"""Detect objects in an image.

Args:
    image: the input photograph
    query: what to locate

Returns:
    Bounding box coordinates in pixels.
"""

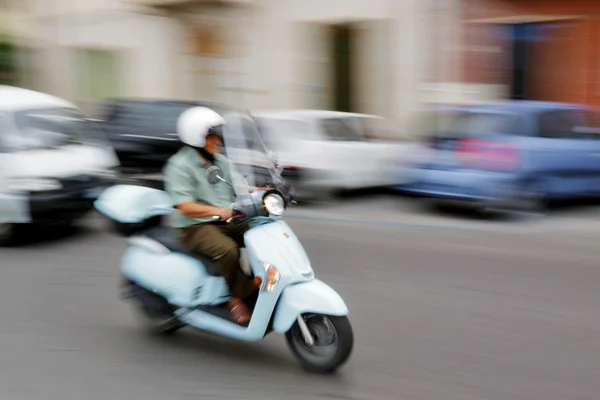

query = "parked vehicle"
[252,110,413,201]
[0,85,119,245]
[94,111,353,373]
[97,99,233,183]
[400,101,600,213]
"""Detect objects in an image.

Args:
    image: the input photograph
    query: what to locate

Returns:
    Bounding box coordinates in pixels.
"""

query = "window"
[455,113,521,136]
[255,117,312,149]
[114,103,189,133]
[254,118,275,148]
[430,112,522,139]
[12,107,102,150]
[362,117,388,139]
[0,114,9,151]
[220,113,266,152]
[415,110,464,142]
[320,117,365,141]
[240,118,267,151]
[537,110,598,139]
[574,109,600,140]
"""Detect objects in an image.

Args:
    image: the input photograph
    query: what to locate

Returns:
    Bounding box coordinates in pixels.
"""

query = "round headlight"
[263,193,284,216]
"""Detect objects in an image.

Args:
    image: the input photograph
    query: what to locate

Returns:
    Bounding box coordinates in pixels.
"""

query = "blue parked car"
[401,101,600,213]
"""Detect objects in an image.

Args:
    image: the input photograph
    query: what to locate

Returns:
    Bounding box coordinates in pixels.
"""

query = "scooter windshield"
[220,111,285,196]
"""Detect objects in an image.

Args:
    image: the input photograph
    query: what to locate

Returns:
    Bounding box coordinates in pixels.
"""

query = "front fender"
[272,279,348,333]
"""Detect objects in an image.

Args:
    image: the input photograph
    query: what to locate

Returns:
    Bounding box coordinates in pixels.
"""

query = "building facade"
[29,0,182,113]
[0,0,37,88]
[28,0,468,137]
[460,0,600,107]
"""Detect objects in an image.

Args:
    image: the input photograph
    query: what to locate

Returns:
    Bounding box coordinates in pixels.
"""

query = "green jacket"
[163,146,236,228]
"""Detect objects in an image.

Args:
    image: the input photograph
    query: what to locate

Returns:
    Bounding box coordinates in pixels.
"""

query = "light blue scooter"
[94,111,353,373]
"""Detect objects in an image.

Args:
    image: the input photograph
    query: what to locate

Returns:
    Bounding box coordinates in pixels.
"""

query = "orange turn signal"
[253,277,263,287]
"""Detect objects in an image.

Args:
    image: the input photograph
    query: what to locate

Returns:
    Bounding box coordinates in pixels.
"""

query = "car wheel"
[428,199,457,213]
[514,181,547,217]
[0,223,21,247]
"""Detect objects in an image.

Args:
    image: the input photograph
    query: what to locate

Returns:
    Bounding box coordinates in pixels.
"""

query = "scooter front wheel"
[286,314,353,373]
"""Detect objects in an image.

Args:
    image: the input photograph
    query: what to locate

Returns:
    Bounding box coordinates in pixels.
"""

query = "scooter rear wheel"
[131,304,183,335]
[286,314,353,373]
[125,283,184,335]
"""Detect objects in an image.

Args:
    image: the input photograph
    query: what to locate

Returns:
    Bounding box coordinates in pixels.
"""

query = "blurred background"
[3,1,600,120]
[3,0,600,210]
[2,1,600,399]
[0,0,461,130]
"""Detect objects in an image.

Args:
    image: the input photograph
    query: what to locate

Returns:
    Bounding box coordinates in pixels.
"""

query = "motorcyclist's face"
[205,134,224,154]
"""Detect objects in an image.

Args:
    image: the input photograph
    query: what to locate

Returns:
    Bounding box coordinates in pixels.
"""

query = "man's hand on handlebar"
[217,208,234,221]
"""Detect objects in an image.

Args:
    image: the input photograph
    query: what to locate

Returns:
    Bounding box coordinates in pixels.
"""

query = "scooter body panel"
[121,246,229,308]
[272,279,349,333]
[176,288,281,342]
[244,220,313,280]
[121,219,333,341]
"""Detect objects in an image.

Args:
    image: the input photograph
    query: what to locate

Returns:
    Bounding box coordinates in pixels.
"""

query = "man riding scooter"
[164,107,258,325]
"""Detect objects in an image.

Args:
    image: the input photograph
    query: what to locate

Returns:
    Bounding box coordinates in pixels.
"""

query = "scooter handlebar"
[208,209,245,224]
[209,188,289,225]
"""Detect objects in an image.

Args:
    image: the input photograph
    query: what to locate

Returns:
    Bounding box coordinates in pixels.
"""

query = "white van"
[0,86,119,244]
[252,110,414,200]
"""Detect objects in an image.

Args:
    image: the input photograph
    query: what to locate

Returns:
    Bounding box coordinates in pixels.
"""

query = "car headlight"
[261,262,280,292]
[263,193,284,216]
[8,178,62,192]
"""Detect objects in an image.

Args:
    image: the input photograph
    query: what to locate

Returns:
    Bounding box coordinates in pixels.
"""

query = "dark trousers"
[178,222,257,299]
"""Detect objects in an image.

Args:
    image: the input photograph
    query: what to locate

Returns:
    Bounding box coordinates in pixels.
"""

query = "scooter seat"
[141,227,223,277]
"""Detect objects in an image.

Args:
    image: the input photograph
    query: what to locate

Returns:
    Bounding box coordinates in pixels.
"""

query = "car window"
[255,117,312,148]
[220,113,266,153]
[451,113,522,136]
[240,118,266,151]
[537,110,599,139]
[574,109,600,140]
[0,114,7,150]
[12,107,103,150]
[426,112,522,140]
[362,117,389,139]
[115,103,189,132]
[254,118,276,148]
[320,117,366,141]
[0,114,24,152]
[415,109,465,142]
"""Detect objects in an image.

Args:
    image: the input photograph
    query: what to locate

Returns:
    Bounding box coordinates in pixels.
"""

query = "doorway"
[0,40,17,86]
[296,21,390,114]
[76,48,121,100]
[507,21,578,102]
[509,23,530,100]
[331,24,353,112]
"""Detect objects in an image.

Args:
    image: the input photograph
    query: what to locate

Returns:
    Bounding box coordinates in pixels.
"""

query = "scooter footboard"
[272,279,349,333]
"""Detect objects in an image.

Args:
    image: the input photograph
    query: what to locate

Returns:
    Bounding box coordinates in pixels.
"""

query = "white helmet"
[177,106,226,148]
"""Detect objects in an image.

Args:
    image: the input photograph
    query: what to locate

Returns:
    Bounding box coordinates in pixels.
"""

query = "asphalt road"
[1,197,600,400]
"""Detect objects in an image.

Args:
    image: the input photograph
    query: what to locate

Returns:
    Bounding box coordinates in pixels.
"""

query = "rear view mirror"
[207,166,224,185]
